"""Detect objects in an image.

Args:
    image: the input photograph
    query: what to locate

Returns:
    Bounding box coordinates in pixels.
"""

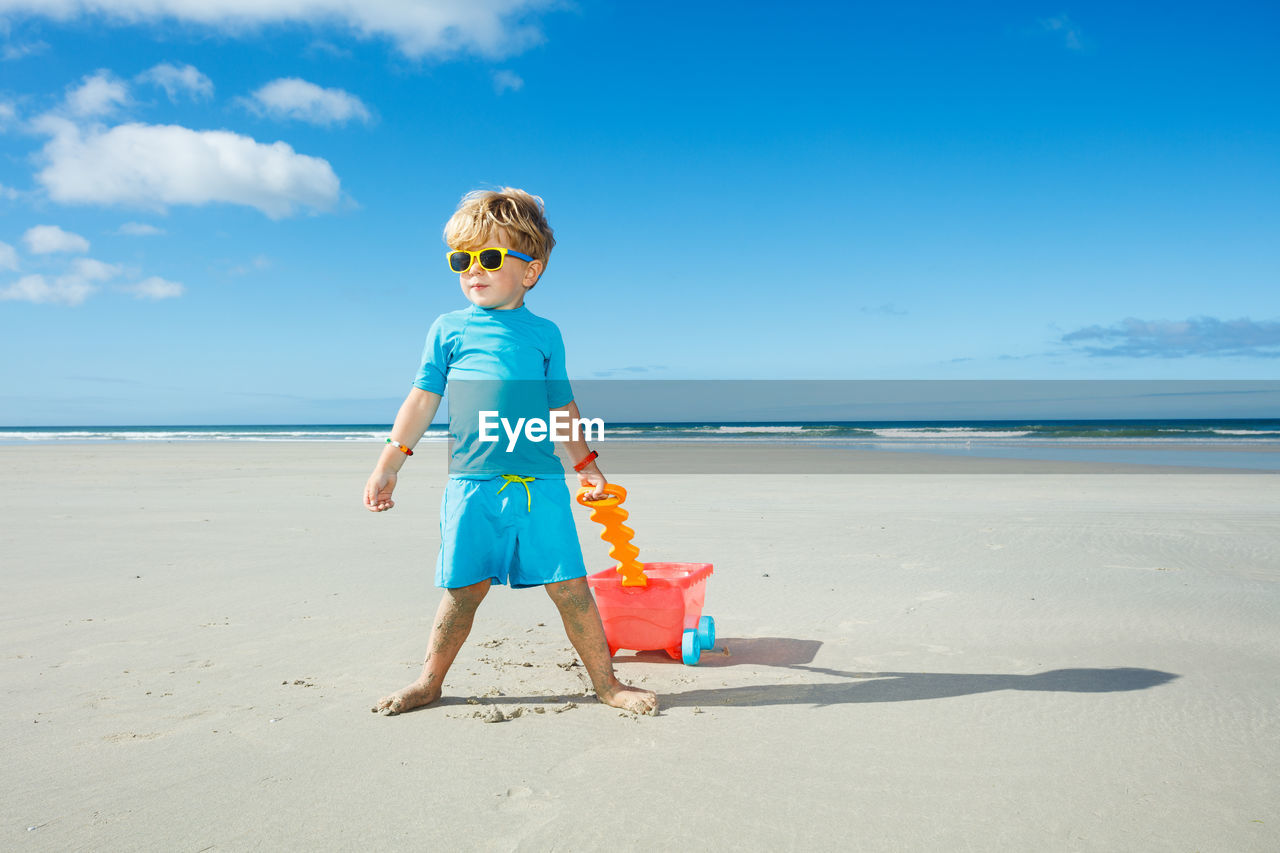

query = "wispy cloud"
[1062,316,1280,359]
[2,247,183,305]
[591,365,668,378]
[0,257,119,306]
[0,0,559,59]
[2,38,47,61]
[306,40,353,60]
[115,221,165,236]
[243,78,371,126]
[859,303,907,316]
[227,254,272,276]
[121,275,183,299]
[1039,14,1088,52]
[137,62,214,102]
[493,70,524,95]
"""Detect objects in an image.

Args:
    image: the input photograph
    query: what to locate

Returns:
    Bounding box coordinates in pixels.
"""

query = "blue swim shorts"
[436,476,588,590]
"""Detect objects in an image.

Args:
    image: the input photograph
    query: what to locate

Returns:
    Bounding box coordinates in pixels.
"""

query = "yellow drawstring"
[497,475,536,512]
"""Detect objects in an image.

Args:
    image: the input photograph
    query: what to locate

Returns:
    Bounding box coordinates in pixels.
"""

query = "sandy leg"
[546,577,659,715]
[372,579,491,716]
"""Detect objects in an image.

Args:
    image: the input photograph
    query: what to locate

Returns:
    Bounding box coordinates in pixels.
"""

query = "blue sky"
[1,1,1277,425]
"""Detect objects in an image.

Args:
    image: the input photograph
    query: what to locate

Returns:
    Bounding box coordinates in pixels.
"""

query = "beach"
[3,442,1278,851]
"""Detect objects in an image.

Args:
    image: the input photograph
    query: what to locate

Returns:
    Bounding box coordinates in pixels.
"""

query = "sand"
[2,442,1278,851]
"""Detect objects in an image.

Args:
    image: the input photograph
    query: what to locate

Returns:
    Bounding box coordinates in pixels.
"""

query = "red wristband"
[573,450,598,472]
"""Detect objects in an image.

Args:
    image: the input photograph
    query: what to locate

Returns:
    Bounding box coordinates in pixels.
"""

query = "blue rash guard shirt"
[413,304,575,479]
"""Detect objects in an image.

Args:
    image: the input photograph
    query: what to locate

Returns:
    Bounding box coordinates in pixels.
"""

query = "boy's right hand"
[364,470,397,512]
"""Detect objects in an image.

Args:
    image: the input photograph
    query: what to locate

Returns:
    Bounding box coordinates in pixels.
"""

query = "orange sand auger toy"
[576,483,647,587]
[576,484,716,665]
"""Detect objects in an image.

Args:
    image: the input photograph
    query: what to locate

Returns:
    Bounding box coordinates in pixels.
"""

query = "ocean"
[2,419,1278,470]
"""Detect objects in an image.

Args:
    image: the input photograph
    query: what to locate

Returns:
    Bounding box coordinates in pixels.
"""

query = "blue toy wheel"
[697,615,715,650]
[681,629,700,665]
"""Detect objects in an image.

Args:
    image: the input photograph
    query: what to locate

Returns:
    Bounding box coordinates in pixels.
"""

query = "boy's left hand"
[577,463,607,501]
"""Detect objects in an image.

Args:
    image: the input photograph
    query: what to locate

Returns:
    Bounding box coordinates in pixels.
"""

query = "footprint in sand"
[496,786,556,815]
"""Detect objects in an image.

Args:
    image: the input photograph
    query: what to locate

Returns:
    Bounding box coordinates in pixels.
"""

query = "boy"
[365,188,657,716]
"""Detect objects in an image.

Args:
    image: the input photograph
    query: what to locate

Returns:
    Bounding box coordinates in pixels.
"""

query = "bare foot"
[597,681,659,715]
[371,677,441,716]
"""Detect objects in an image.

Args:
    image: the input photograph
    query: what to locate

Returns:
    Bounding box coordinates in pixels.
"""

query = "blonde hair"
[444,187,556,269]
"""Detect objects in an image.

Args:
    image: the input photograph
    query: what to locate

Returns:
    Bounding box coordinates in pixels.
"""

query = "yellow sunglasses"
[446,247,534,273]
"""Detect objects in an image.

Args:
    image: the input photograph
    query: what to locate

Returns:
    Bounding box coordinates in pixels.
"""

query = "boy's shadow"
[623,637,1179,708]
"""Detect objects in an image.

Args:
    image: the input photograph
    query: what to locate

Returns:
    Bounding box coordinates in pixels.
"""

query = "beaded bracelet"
[386,439,414,457]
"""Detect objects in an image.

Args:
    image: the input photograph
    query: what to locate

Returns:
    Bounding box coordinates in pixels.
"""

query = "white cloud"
[122,275,183,299]
[115,221,165,236]
[33,116,342,219]
[245,78,371,126]
[0,100,13,124]
[306,40,353,60]
[492,70,524,94]
[0,240,17,271]
[2,39,48,60]
[137,62,214,101]
[1,274,86,305]
[71,257,117,280]
[228,254,272,276]
[24,224,90,254]
[65,69,131,117]
[0,0,556,59]
[0,183,23,200]
[0,257,119,306]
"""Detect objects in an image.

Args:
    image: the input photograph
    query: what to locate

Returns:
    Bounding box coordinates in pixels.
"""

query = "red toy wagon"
[576,485,716,665]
